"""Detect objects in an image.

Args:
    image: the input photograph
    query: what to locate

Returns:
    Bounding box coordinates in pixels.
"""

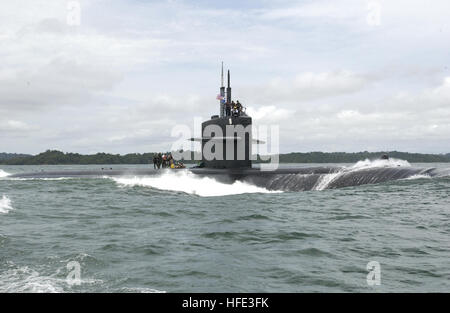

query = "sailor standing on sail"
[231,101,238,116]
[157,153,162,169]
[225,102,231,116]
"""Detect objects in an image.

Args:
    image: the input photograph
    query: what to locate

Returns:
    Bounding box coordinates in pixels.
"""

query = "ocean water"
[0,162,449,293]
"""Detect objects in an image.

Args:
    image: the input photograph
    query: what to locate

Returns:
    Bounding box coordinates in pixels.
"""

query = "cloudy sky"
[1,0,449,154]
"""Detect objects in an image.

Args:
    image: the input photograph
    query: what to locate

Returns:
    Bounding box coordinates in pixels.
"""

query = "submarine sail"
[201,66,253,169]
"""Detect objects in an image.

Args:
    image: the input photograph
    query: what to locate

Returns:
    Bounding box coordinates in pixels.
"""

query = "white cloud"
[246,105,293,123]
[0,120,31,131]
[259,1,364,21]
[1,0,450,154]
[241,70,369,105]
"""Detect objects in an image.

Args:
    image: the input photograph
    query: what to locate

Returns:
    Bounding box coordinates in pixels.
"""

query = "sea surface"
[0,162,449,292]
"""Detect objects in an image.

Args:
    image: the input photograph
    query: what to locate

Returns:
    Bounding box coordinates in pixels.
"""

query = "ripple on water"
[393,265,442,278]
[0,234,8,246]
[331,214,371,221]
[202,231,238,240]
[239,214,271,221]
[137,244,165,256]
[264,230,322,243]
[292,247,335,258]
[200,229,323,248]
[149,211,175,218]
[400,247,430,255]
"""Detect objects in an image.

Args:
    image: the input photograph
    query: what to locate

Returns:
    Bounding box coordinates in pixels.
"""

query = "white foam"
[0,195,13,214]
[405,174,431,180]
[121,287,166,293]
[314,172,341,191]
[0,169,10,178]
[0,266,64,293]
[350,158,410,170]
[314,157,411,190]
[113,170,280,197]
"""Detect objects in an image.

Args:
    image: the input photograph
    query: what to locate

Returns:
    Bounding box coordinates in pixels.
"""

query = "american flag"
[216,94,224,100]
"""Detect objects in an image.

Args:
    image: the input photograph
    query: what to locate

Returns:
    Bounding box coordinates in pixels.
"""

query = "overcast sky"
[1,0,450,154]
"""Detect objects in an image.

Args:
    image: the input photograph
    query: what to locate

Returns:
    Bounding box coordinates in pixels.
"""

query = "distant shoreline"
[1,150,450,165]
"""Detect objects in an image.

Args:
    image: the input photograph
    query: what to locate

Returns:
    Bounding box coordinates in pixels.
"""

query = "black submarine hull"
[192,166,440,190]
[8,167,335,180]
[7,166,443,191]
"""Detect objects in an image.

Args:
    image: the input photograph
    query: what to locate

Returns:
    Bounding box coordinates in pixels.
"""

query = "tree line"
[273,151,450,163]
[0,150,449,165]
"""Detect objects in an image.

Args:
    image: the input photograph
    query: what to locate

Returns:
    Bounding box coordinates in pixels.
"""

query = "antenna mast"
[226,69,231,104]
[221,62,224,88]
[219,62,226,117]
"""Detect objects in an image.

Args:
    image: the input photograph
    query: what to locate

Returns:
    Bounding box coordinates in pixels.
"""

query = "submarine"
[8,65,447,191]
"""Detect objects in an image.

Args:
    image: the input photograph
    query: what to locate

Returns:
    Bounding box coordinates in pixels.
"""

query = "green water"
[0,164,449,292]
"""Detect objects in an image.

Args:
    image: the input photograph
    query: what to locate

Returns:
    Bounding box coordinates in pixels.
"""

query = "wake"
[112,170,280,197]
[0,169,10,178]
[350,158,411,169]
[313,158,412,190]
[0,195,14,214]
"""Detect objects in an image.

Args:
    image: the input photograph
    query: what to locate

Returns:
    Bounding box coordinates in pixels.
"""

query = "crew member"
[225,102,231,116]
[236,100,242,115]
[231,101,237,116]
